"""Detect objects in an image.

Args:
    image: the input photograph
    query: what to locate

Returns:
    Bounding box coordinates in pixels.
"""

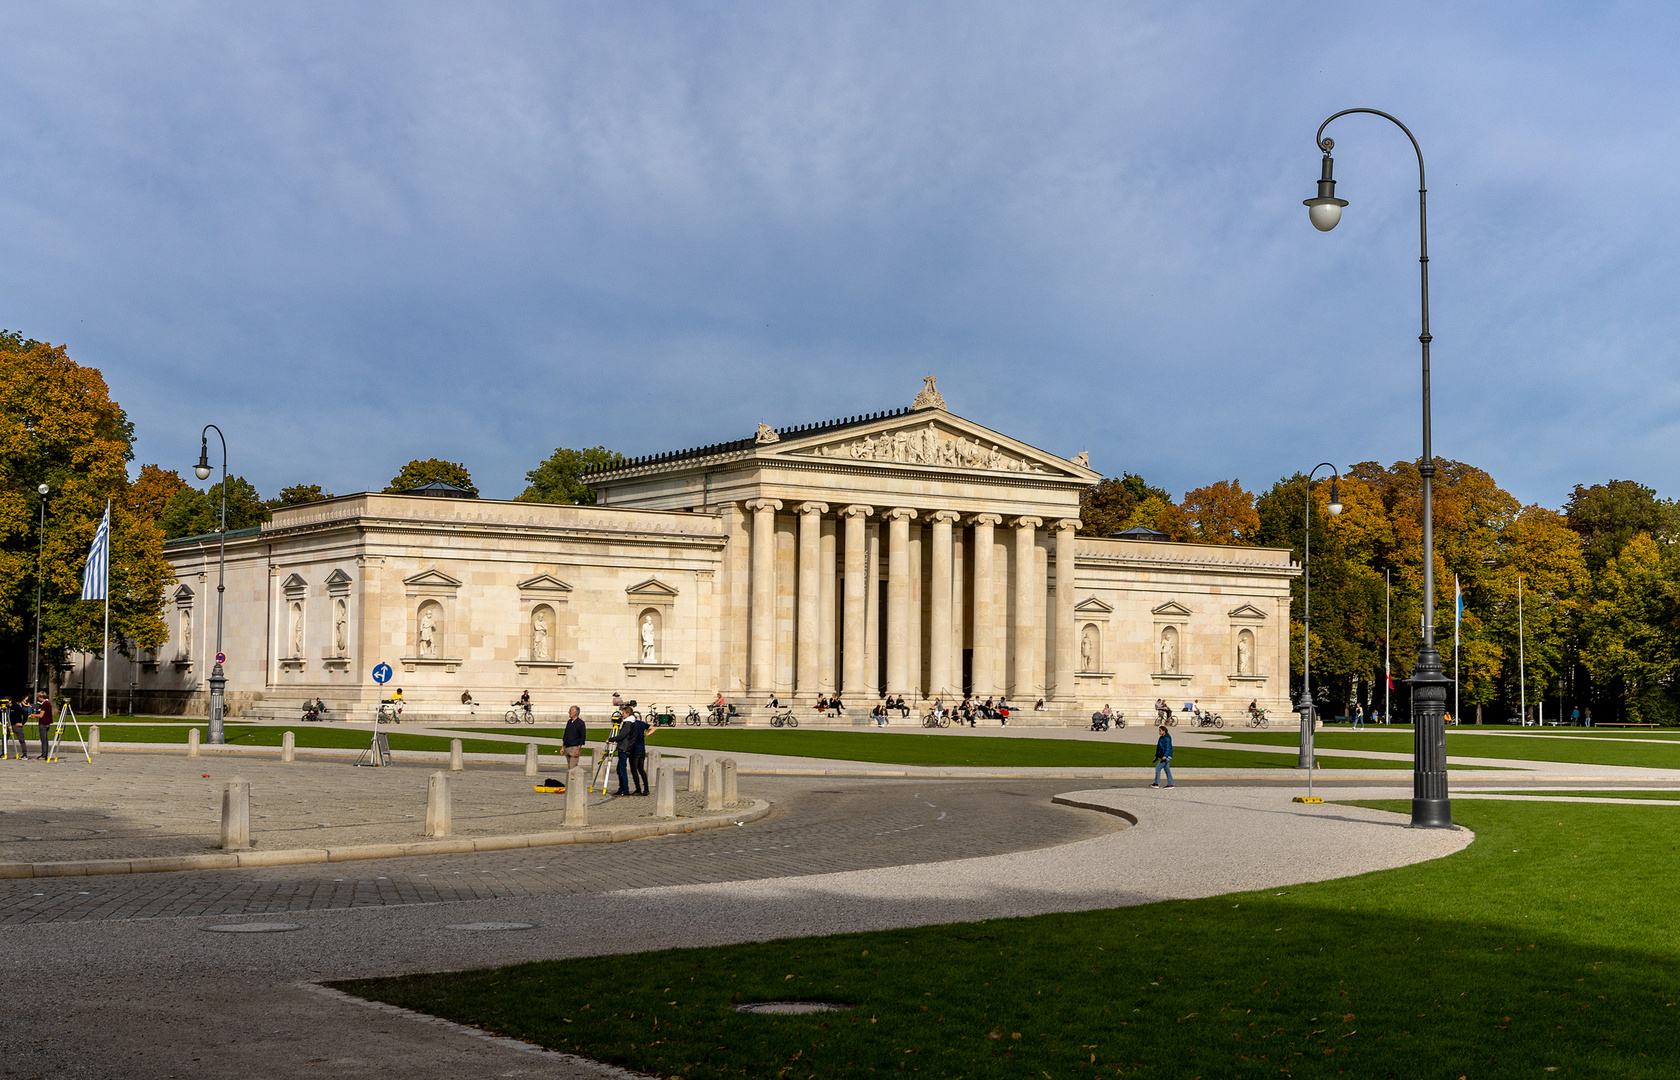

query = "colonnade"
[742,500,1080,703]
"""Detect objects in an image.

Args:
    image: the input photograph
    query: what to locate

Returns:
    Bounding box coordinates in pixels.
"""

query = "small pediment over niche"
[1228,603,1268,620]
[324,568,353,595]
[1152,600,1193,618]
[626,577,679,600]
[404,567,462,597]
[519,573,574,597]
[172,583,195,604]
[280,573,309,599]
[1074,597,1114,615]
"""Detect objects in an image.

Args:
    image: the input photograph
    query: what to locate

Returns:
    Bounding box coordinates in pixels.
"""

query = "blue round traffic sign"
[372,663,393,685]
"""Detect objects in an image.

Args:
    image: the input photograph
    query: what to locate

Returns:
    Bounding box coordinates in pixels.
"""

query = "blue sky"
[1,2,1676,507]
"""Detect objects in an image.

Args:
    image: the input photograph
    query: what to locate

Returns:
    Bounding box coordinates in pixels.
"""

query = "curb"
[1049,795,1140,824]
[0,798,771,880]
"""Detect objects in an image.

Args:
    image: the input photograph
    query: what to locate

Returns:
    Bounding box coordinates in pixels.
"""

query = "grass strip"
[338,799,1680,1078]
[461,727,1405,769]
[1220,729,1680,769]
[1476,790,1680,802]
[88,724,561,759]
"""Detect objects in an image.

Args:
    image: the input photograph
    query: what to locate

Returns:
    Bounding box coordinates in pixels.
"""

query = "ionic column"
[841,506,873,697]
[818,515,837,695]
[746,498,782,693]
[1052,518,1081,701]
[865,521,881,698]
[908,524,923,697]
[1012,516,1043,700]
[928,511,960,699]
[969,514,1001,698]
[796,502,828,698]
[885,508,917,697]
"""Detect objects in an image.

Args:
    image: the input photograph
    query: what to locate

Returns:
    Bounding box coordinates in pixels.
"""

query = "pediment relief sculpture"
[806,420,1050,473]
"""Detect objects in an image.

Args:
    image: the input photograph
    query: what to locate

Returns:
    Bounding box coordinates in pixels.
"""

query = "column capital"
[884,507,919,522]
[929,510,962,525]
[969,513,1003,528]
[745,498,783,513]
[797,501,830,516]
[1013,515,1044,530]
[840,504,875,519]
[1053,517,1082,533]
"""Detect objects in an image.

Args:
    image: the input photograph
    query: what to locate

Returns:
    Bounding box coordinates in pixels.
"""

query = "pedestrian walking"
[1152,725,1174,788]
[1353,703,1364,729]
[6,696,26,759]
[562,705,587,769]
[1571,705,1580,727]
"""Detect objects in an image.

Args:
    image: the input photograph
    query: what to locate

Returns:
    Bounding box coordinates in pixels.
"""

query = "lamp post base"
[1409,798,1454,828]
[1407,642,1451,829]
[208,664,227,745]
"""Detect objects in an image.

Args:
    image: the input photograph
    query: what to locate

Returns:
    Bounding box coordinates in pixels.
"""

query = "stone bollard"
[656,762,677,818]
[281,730,296,763]
[564,764,589,826]
[221,776,250,851]
[449,739,464,772]
[524,743,540,777]
[88,726,99,757]
[704,760,723,812]
[721,757,738,806]
[647,752,662,799]
[187,727,201,757]
[426,771,452,837]
[688,752,705,792]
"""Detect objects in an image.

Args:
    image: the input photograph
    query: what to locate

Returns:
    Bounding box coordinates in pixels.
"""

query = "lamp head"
[1305,143,1349,232]
[36,483,48,496]
[193,438,212,481]
[1328,477,1343,516]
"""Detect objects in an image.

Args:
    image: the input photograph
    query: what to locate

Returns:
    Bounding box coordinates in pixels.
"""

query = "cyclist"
[518,690,533,721]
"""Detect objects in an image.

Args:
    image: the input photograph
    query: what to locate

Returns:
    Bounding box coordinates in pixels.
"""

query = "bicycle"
[1246,708,1269,729]
[707,704,734,727]
[376,702,402,724]
[769,707,799,728]
[647,703,676,727]
[1192,710,1224,729]
[300,702,325,722]
[504,702,535,724]
[922,709,950,728]
[684,706,704,726]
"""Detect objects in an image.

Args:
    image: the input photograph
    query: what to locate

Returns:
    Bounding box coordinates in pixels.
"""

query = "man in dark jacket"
[615,712,649,796]
[36,694,52,760]
[562,706,587,770]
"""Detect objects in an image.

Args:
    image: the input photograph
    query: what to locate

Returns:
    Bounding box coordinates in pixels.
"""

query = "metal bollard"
[221,776,250,850]
[449,738,464,771]
[524,743,539,777]
[655,763,677,818]
[281,730,296,763]
[426,771,452,837]
[564,764,589,826]
[704,760,723,811]
[721,757,738,806]
[88,725,100,757]
[688,752,704,792]
[187,727,201,757]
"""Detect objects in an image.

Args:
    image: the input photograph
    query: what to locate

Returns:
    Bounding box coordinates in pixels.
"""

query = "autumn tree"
[0,332,170,688]
[518,446,625,505]
[385,459,476,495]
[1564,480,1679,569]
[129,465,190,523]
[1180,479,1260,545]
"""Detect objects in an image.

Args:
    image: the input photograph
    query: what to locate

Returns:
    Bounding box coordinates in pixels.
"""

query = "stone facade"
[86,384,1299,722]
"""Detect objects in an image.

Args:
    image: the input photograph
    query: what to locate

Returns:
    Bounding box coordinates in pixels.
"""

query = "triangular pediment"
[324,569,353,586]
[1074,597,1114,614]
[172,583,195,602]
[1152,600,1193,618]
[772,412,1098,479]
[626,577,679,598]
[519,573,573,594]
[403,567,462,588]
[1228,603,1268,620]
[280,573,309,592]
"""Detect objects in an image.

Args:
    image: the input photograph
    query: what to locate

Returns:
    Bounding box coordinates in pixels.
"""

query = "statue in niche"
[1160,628,1178,674]
[1237,631,1252,675]
[418,607,438,658]
[180,610,192,659]
[640,615,657,663]
[1080,626,1097,672]
[532,609,550,660]
[290,603,304,658]
[334,600,347,654]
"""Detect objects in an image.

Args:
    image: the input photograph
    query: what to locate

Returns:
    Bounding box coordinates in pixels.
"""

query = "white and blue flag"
[80,501,110,602]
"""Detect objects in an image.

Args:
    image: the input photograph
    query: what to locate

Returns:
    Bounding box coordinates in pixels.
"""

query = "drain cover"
[444,922,538,932]
[735,1001,852,1015]
[203,922,302,933]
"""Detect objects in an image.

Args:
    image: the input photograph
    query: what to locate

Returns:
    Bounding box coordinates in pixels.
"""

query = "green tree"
[1564,480,1680,570]
[1077,473,1171,537]
[269,483,332,507]
[1579,533,1679,723]
[518,446,624,505]
[159,477,270,539]
[385,459,476,495]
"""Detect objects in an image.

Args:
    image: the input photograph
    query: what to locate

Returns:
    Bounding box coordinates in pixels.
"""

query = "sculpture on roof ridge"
[755,422,780,444]
[911,375,946,411]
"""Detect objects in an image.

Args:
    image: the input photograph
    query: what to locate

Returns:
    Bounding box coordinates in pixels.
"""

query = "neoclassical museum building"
[99,380,1300,723]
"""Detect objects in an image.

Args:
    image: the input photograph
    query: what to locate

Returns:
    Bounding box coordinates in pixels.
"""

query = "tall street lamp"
[194,425,229,745]
[1306,107,1452,828]
[31,483,48,705]
[1296,464,1342,778]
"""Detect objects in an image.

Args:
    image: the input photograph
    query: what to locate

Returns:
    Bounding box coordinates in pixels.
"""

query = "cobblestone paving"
[0,777,1114,924]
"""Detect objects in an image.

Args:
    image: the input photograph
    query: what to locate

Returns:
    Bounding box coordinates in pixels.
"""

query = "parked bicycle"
[376,701,402,724]
[707,704,734,727]
[646,703,677,727]
[684,706,704,726]
[504,701,535,724]
[1191,709,1224,729]
[769,706,799,728]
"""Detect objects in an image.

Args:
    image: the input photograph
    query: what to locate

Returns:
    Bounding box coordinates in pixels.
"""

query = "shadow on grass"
[337,799,1680,1079]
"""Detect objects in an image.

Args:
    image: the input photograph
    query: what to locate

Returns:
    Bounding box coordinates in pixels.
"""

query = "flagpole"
[1453,576,1460,726]
[1518,574,1526,727]
[102,499,110,719]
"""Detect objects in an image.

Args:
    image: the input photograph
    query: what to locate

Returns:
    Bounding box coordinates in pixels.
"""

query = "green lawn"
[87,724,560,759]
[1220,729,1680,770]
[338,799,1680,1078]
[1480,790,1680,802]
[462,727,1403,769]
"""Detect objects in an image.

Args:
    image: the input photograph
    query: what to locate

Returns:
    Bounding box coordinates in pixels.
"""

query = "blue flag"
[80,501,110,602]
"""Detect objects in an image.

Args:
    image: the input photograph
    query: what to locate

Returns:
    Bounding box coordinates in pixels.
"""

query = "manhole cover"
[203,922,302,933]
[444,922,538,932]
[734,1001,853,1015]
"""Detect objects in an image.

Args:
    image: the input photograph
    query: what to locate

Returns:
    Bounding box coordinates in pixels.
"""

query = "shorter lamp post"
[194,426,228,745]
[30,483,48,704]
[1297,463,1343,792]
